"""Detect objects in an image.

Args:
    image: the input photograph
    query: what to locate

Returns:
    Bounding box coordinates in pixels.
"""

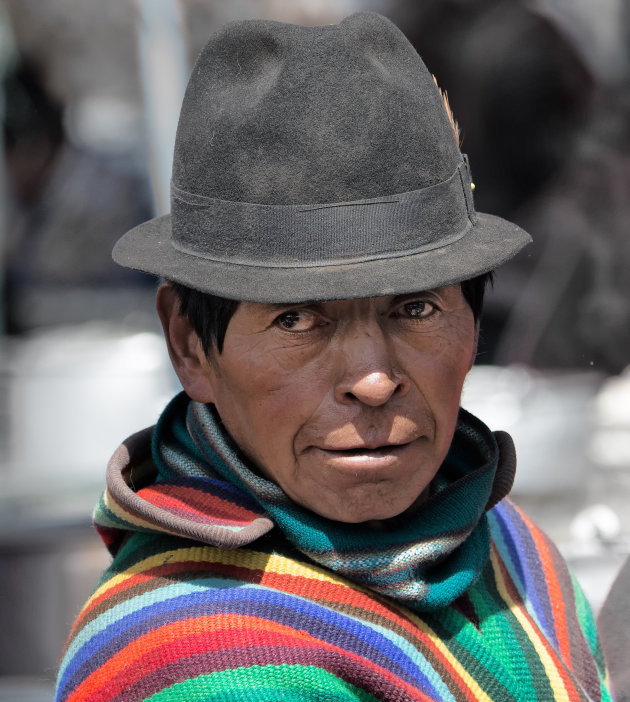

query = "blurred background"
[1,0,629,698]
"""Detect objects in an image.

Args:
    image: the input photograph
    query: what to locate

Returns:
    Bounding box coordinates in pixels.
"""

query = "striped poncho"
[56,400,613,701]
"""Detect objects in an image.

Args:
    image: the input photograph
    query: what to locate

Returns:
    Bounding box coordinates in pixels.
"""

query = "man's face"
[178,285,477,523]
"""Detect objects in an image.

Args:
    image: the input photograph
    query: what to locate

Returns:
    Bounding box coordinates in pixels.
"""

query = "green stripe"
[571,572,614,702]
[426,603,517,702]
[146,664,381,701]
[473,560,552,701]
[571,572,599,658]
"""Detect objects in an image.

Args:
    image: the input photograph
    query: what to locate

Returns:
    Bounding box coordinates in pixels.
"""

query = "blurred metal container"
[0,323,178,683]
[462,365,604,495]
[590,367,630,470]
[4,323,176,487]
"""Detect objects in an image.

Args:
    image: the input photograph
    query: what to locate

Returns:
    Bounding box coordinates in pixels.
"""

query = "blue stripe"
[58,575,438,699]
[489,503,557,648]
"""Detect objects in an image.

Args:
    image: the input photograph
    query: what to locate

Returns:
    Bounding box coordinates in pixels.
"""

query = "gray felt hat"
[113,12,531,302]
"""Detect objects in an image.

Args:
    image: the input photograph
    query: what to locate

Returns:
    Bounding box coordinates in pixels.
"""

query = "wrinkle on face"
[192,285,477,522]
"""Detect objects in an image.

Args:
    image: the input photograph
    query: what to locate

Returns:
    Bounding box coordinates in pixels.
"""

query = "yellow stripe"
[84,542,491,701]
[87,538,569,702]
[406,610,493,700]
[489,548,571,702]
[264,550,356,583]
[87,542,356,607]
[102,490,174,532]
[403,608,493,702]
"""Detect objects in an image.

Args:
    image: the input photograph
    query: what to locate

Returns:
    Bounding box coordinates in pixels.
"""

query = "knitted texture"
[56,397,612,701]
[56,502,611,701]
[158,395,499,611]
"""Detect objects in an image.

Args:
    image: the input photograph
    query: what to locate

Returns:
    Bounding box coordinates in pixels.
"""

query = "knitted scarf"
[63,395,613,702]
[151,392,511,612]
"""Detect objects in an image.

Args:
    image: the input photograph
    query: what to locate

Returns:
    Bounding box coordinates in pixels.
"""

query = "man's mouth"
[310,440,420,469]
[316,433,419,452]
[320,443,409,456]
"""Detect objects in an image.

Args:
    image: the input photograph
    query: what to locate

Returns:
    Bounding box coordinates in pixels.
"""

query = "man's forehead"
[240,286,461,311]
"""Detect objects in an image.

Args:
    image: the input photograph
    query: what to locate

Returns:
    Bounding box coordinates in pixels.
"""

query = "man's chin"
[300,485,427,525]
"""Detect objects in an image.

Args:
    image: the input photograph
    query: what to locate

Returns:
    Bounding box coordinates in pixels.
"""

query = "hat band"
[170,159,476,268]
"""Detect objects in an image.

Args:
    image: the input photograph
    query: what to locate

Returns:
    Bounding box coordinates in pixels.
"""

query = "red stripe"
[73,551,477,700]
[513,505,574,666]
[260,569,479,701]
[138,484,262,525]
[67,615,430,702]
[492,544,584,701]
[71,557,265,634]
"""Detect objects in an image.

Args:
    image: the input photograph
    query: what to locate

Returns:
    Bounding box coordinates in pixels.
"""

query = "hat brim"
[113,213,531,303]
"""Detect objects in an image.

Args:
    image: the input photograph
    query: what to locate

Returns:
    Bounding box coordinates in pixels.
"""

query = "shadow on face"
[158,283,478,522]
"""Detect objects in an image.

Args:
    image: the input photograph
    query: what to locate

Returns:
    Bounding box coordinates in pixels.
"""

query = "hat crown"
[113,12,531,303]
[173,12,461,205]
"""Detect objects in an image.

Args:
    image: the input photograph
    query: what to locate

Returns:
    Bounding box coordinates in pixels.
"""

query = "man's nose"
[346,371,402,406]
[335,326,408,406]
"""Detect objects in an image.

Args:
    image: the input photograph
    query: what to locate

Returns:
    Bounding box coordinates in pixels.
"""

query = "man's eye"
[275,310,318,331]
[401,300,435,319]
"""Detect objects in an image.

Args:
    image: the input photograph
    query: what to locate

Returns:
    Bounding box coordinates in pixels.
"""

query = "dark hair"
[461,271,494,323]
[171,272,493,355]
[170,282,239,355]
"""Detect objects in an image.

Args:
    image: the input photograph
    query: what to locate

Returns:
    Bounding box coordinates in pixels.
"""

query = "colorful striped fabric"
[56,507,612,699]
[55,401,613,701]
[154,397,508,612]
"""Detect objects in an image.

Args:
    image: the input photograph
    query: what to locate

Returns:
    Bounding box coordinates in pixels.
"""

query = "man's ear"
[156,282,217,403]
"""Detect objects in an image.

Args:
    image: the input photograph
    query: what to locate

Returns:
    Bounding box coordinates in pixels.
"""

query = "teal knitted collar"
[152,392,511,612]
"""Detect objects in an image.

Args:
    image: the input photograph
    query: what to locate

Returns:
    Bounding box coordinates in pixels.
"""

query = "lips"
[318,441,411,454]
[308,439,421,471]
[298,417,428,468]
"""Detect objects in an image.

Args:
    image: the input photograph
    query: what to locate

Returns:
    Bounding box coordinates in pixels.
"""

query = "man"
[56,13,612,701]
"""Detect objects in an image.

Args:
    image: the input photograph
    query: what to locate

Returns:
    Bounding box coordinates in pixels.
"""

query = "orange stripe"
[67,614,429,702]
[67,616,299,701]
[491,544,582,701]
[512,504,573,666]
[72,545,479,701]
[71,555,263,637]
[261,566,478,700]
[71,566,177,633]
